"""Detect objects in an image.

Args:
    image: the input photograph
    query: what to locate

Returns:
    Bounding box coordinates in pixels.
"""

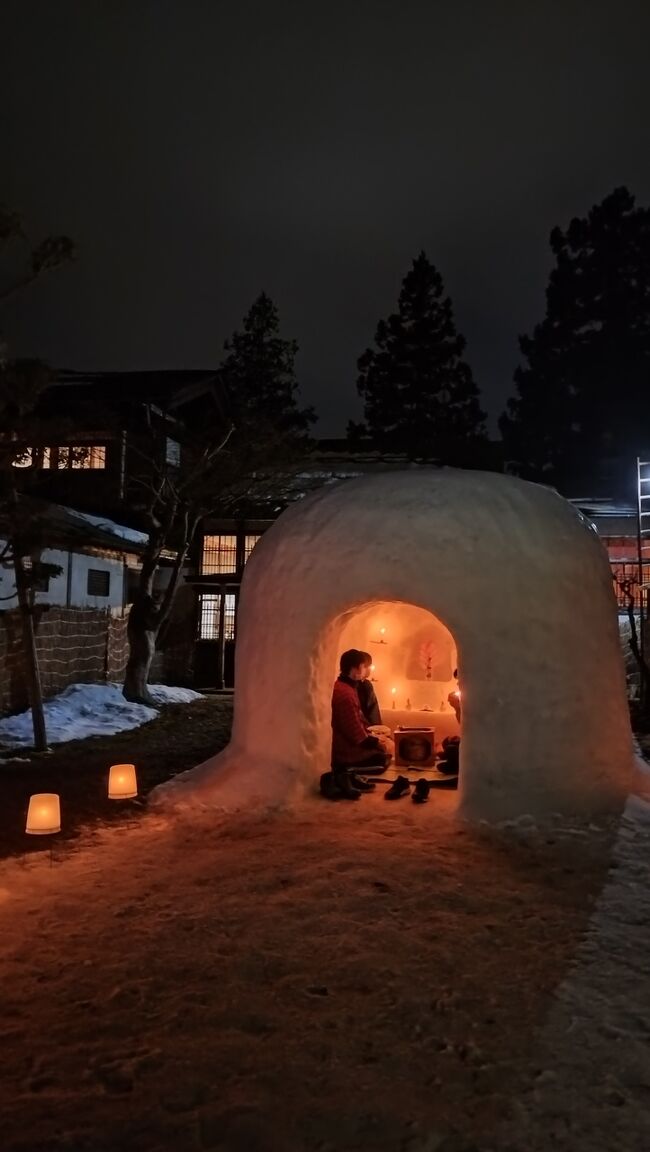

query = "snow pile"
[0,682,201,749]
[67,507,150,547]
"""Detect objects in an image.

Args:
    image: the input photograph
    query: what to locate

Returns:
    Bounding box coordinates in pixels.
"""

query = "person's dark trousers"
[331,751,389,776]
[330,770,362,798]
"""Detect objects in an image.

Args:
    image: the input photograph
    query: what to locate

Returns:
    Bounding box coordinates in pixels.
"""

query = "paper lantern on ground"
[108,763,138,800]
[26,794,61,835]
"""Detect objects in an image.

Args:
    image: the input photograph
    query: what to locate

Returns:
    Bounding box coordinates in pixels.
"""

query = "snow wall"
[154,469,636,822]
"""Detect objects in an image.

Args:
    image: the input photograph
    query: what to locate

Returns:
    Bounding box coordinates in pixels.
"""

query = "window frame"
[12,445,108,470]
[200,534,238,576]
[197,591,237,640]
[243,534,261,564]
[87,568,111,597]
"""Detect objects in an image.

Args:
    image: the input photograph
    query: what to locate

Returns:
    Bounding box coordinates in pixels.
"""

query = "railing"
[611,562,650,610]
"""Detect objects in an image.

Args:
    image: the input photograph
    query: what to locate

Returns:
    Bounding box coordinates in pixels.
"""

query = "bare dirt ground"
[0,695,233,861]
[0,696,646,1151]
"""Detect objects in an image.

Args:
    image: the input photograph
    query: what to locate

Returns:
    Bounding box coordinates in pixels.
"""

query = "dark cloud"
[4,0,650,432]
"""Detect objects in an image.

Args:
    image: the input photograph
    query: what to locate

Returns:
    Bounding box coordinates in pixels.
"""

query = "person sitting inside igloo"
[356,651,394,741]
[447,667,461,724]
[322,649,394,800]
[356,650,382,726]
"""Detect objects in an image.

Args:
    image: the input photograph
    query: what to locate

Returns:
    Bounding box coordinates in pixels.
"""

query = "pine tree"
[500,187,650,490]
[350,252,486,458]
[220,292,315,446]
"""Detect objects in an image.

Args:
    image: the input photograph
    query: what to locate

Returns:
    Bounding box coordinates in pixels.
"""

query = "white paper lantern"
[108,763,137,800]
[26,793,61,835]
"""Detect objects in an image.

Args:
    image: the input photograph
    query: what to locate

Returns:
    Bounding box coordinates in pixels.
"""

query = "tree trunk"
[123,583,160,705]
[123,622,160,700]
[122,515,195,705]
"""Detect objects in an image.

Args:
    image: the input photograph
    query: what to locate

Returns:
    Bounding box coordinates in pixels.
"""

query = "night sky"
[4,0,650,435]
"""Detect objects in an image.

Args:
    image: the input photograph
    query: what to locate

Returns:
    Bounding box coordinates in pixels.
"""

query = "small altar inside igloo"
[154,468,636,822]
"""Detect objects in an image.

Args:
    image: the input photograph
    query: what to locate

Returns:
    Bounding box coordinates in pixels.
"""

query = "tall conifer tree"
[220,292,315,444]
[350,252,485,458]
[500,187,650,489]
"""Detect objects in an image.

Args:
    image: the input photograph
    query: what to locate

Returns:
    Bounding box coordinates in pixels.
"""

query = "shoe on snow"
[412,779,431,804]
[384,775,411,800]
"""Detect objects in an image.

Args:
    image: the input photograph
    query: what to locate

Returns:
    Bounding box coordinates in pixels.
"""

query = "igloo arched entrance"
[334,599,461,745]
[155,469,636,821]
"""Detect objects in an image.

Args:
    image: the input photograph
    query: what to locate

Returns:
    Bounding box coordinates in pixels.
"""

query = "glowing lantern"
[26,794,61,835]
[108,763,138,800]
[391,686,397,709]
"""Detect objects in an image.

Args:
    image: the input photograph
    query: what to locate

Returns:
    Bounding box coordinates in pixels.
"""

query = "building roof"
[36,368,230,426]
[569,497,636,519]
[0,497,150,555]
[54,368,221,400]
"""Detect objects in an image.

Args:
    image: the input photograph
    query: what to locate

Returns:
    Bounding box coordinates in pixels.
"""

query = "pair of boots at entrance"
[324,649,395,800]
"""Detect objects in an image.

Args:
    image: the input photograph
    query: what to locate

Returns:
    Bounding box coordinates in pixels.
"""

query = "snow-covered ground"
[0,787,649,1150]
[497,792,650,1150]
[0,683,201,750]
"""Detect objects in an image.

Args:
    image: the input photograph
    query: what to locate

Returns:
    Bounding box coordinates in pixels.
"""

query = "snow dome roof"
[156,468,636,822]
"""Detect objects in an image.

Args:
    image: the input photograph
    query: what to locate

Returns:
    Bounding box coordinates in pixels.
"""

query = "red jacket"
[331,677,379,767]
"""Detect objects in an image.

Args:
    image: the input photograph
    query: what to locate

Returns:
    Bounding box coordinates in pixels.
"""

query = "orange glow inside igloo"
[336,600,461,744]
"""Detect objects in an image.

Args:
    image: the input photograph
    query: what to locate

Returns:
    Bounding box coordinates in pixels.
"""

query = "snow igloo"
[157,469,636,821]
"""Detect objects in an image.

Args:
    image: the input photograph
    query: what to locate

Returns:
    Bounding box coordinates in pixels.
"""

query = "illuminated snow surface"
[1,785,650,1150]
[0,683,201,750]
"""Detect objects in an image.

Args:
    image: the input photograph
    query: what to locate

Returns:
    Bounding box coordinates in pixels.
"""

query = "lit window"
[10,445,106,469]
[199,594,220,639]
[70,446,106,469]
[223,593,236,639]
[198,593,236,640]
[46,445,105,468]
[11,448,34,468]
[244,534,260,563]
[201,534,238,575]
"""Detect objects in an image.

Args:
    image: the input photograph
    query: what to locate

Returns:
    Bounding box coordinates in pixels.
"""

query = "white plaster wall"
[155,469,637,821]
[38,549,71,606]
[0,545,69,609]
[0,544,125,610]
[67,553,125,610]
